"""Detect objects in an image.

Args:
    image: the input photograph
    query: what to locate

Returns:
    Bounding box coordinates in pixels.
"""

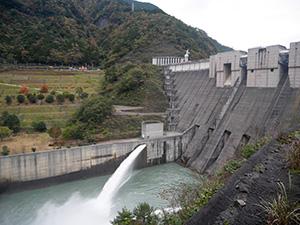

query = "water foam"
[32,144,146,225]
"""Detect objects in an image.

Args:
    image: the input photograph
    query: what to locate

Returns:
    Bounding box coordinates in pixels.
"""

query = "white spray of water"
[32,144,146,225]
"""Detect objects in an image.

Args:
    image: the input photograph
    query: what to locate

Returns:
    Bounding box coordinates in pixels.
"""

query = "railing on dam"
[166,59,210,72]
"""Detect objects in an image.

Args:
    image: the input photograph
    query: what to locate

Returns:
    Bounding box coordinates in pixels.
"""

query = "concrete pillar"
[247,45,286,87]
[288,42,300,88]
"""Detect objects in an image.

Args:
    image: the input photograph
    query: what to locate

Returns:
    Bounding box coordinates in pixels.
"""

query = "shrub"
[133,202,158,224]
[76,87,83,95]
[63,123,85,140]
[28,95,37,103]
[51,87,57,95]
[111,208,134,225]
[32,121,47,132]
[56,94,65,103]
[40,84,48,93]
[68,94,75,102]
[48,126,62,140]
[45,94,54,103]
[26,93,32,99]
[62,91,70,98]
[80,92,89,99]
[19,84,30,94]
[1,146,10,156]
[17,94,25,103]
[5,95,12,104]
[241,137,270,159]
[37,94,45,100]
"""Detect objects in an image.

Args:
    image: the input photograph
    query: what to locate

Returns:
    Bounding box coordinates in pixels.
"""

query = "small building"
[141,121,164,139]
[152,56,184,66]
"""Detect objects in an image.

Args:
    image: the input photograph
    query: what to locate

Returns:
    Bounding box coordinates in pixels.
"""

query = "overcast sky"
[138,0,300,51]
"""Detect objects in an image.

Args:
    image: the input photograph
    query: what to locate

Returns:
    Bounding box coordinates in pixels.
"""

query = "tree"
[133,202,158,224]
[5,95,12,104]
[26,93,33,99]
[76,87,83,95]
[48,126,62,140]
[62,123,85,140]
[62,91,70,98]
[37,94,45,100]
[19,84,30,94]
[68,94,75,102]
[111,208,134,225]
[0,126,13,141]
[0,111,10,125]
[32,121,47,132]
[56,94,65,103]
[3,114,20,132]
[1,146,10,156]
[28,95,37,103]
[40,84,48,93]
[17,94,25,103]
[76,96,113,124]
[80,92,89,99]
[45,94,54,103]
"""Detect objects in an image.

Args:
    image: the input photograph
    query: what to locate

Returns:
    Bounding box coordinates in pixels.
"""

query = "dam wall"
[0,125,197,193]
[165,41,300,174]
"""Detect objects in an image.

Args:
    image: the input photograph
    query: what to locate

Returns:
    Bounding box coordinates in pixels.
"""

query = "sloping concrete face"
[166,41,300,174]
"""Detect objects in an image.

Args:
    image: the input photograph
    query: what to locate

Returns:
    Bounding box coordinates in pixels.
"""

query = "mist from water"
[32,144,146,225]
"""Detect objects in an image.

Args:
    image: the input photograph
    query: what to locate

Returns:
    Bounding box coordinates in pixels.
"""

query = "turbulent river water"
[0,162,197,225]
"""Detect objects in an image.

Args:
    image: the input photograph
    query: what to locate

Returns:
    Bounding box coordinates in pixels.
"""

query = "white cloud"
[138,0,300,51]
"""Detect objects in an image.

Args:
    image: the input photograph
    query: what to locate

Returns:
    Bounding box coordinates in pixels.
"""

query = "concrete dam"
[1,41,300,192]
[164,41,300,174]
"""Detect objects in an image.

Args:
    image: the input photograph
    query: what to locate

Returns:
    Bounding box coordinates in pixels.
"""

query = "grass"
[286,140,300,173]
[0,133,54,154]
[259,182,300,225]
[277,130,300,173]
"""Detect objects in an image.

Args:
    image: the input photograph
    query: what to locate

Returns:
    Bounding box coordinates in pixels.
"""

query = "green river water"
[0,163,197,225]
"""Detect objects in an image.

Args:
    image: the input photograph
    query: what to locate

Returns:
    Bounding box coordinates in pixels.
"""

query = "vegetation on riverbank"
[111,137,271,224]
[112,130,300,224]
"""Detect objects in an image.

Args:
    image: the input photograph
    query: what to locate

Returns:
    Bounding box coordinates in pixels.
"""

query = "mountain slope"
[0,0,232,68]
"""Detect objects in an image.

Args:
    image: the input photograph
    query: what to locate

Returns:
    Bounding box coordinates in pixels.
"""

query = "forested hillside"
[0,0,232,68]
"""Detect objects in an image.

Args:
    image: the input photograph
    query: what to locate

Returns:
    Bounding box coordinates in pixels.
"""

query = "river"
[0,163,197,225]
